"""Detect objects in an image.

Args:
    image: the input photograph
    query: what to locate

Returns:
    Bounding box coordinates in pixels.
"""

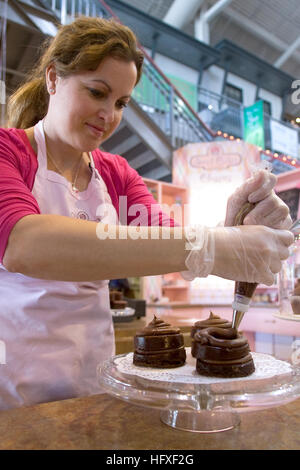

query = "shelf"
[141,177,189,303]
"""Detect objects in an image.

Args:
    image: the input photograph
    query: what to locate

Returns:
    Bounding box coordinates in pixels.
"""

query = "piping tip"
[232,310,245,330]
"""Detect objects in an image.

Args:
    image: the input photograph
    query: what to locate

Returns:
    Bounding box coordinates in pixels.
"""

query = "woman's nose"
[98,100,115,123]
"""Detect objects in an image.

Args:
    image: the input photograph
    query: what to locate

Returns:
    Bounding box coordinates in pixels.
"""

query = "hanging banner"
[270,120,299,157]
[243,100,265,149]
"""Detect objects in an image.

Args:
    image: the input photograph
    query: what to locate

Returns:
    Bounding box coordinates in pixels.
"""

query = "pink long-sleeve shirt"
[0,127,175,263]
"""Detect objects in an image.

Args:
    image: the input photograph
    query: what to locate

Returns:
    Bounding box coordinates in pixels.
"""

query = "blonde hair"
[7,16,144,129]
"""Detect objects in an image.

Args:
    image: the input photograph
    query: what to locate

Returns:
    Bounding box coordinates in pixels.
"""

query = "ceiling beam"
[222,6,300,66]
[164,0,300,66]
[202,0,234,23]
[163,0,204,30]
[195,0,234,43]
[274,36,300,68]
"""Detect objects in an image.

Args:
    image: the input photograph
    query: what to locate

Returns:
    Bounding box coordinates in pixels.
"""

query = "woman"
[0,17,293,410]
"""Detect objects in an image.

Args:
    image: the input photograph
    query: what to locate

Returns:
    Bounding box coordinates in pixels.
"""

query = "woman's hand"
[211,225,294,286]
[182,224,294,285]
[225,170,292,229]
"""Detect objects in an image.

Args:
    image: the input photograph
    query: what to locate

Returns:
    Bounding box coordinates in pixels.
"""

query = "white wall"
[201,65,225,96]
[144,48,198,86]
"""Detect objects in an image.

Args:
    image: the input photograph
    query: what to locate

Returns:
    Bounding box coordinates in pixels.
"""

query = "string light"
[212,128,300,169]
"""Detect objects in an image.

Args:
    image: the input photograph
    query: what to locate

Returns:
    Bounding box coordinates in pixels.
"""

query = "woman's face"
[47,56,138,151]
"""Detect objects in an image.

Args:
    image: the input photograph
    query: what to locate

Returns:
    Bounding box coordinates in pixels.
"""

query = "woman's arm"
[3,214,187,281]
[3,213,294,286]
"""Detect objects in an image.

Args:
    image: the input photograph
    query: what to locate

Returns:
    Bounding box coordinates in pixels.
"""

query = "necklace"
[46,146,83,193]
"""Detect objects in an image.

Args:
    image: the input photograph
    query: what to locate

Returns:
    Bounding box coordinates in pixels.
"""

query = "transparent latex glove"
[225,170,292,229]
[181,225,294,286]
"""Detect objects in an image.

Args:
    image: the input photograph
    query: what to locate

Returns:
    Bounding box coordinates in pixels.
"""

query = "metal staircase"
[2,0,214,181]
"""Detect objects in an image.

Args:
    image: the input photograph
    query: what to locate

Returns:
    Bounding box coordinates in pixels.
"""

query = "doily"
[115,348,292,385]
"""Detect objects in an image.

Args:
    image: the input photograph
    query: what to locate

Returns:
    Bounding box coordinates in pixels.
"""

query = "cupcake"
[193,326,255,378]
[133,315,186,368]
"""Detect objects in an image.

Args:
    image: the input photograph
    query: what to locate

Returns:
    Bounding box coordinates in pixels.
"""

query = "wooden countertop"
[0,393,299,450]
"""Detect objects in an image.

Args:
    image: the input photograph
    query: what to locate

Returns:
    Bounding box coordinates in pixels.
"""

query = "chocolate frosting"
[136,315,180,336]
[194,312,232,328]
[191,312,231,338]
[133,315,186,368]
[193,327,248,349]
[192,317,255,376]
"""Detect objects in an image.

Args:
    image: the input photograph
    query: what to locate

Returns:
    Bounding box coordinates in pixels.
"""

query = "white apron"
[0,120,117,410]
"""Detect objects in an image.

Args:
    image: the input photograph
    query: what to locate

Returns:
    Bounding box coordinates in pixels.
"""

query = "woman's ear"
[45,64,58,95]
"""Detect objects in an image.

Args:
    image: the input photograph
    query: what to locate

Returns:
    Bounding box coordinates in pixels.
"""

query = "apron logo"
[0,340,6,364]
[71,210,90,220]
[77,211,89,220]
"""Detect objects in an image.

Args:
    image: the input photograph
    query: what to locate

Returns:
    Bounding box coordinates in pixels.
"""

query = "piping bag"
[231,201,258,329]
[231,161,273,330]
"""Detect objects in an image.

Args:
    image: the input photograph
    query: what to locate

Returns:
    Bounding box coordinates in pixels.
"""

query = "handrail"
[199,86,300,134]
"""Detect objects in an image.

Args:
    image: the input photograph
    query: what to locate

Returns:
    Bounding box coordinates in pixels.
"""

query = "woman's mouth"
[86,123,105,137]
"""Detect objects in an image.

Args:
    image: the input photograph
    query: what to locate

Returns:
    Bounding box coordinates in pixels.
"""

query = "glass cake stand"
[97,348,300,433]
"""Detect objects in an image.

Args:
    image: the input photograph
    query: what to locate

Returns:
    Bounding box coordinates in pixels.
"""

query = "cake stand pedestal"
[160,408,240,433]
[97,348,300,434]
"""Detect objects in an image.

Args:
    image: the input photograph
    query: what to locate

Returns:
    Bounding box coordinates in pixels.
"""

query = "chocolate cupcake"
[133,315,186,368]
[291,296,300,314]
[191,312,232,357]
[191,312,232,338]
[193,327,255,378]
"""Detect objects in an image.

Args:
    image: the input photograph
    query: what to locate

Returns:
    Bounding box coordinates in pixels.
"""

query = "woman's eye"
[88,88,104,98]
[117,101,128,109]
[88,88,129,109]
